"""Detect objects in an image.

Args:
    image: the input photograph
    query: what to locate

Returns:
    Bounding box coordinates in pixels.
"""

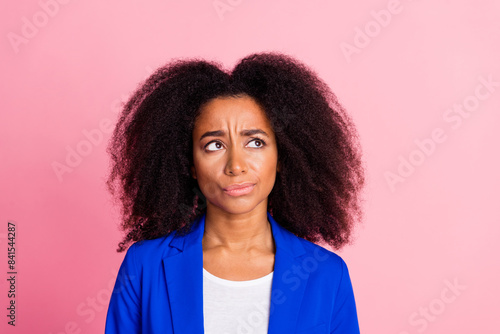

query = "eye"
[247,138,266,148]
[205,141,224,152]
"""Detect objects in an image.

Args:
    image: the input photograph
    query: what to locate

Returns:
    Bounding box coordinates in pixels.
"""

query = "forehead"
[194,95,272,130]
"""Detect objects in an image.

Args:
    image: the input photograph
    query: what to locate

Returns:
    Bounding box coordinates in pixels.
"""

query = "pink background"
[1,0,499,333]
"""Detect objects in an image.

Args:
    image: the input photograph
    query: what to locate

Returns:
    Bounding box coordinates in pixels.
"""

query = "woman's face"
[191,95,279,215]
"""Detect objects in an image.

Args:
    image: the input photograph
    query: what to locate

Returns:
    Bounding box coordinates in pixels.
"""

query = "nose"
[224,145,247,175]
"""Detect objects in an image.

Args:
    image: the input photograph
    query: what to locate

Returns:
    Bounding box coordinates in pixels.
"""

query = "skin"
[191,94,280,281]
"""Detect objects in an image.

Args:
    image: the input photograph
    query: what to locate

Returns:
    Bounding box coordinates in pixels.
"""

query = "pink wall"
[1,0,499,332]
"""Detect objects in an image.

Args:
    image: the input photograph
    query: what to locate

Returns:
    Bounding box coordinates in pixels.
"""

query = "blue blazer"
[105,211,360,333]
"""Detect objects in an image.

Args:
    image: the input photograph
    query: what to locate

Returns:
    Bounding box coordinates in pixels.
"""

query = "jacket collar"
[162,211,310,333]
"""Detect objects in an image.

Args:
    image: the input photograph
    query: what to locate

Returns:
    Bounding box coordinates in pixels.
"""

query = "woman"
[104,52,366,333]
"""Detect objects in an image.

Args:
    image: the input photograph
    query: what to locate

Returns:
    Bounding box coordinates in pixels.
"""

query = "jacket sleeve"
[105,243,142,333]
[330,259,360,334]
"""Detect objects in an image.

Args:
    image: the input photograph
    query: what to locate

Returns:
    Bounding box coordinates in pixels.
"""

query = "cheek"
[196,170,221,199]
[253,156,278,181]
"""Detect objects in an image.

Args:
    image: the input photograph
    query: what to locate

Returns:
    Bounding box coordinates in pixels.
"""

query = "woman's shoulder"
[125,231,178,263]
[290,232,350,275]
[272,215,347,270]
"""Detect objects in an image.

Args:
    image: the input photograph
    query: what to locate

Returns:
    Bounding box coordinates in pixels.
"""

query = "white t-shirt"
[203,267,274,334]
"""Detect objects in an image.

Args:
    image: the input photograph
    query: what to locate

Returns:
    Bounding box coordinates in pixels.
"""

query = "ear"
[191,165,197,179]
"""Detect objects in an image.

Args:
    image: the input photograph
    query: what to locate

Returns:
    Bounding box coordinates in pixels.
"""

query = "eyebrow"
[199,129,270,141]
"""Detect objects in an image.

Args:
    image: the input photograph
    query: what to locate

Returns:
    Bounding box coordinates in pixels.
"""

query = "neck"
[202,205,274,254]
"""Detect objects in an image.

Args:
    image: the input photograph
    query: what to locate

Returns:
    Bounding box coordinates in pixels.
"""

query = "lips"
[223,182,256,191]
[223,182,256,196]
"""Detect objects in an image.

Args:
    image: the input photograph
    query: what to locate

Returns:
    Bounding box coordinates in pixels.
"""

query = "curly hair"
[106,52,366,253]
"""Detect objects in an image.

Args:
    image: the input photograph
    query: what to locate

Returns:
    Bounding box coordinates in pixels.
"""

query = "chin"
[210,199,262,215]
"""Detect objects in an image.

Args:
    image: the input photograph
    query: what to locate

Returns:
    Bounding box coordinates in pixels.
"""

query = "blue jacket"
[105,211,360,333]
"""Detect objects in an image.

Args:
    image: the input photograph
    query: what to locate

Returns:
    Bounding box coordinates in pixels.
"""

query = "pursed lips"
[223,182,256,191]
[223,182,256,196]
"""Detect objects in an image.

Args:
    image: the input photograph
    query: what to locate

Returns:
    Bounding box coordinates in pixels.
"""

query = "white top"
[202,267,274,334]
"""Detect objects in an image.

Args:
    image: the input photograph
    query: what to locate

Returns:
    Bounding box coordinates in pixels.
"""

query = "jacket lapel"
[162,214,205,333]
[162,211,309,334]
[266,211,309,333]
